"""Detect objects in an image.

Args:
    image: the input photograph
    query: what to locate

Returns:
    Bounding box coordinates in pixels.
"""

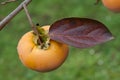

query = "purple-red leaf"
[49,18,114,48]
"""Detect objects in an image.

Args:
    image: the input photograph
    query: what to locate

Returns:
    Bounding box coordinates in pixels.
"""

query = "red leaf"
[49,18,114,48]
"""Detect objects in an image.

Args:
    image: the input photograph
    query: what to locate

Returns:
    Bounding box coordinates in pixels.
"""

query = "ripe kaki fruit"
[17,25,69,72]
[102,0,120,12]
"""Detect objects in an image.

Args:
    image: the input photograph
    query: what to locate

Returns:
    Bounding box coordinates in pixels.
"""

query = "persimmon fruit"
[17,25,69,72]
[102,0,120,12]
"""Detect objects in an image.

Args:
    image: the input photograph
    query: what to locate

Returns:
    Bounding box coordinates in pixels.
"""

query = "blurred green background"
[0,0,120,80]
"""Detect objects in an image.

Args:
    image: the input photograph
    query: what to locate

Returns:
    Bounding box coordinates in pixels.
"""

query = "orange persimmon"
[17,25,69,72]
[102,0,120,12]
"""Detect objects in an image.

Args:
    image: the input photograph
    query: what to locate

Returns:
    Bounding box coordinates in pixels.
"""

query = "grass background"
[0,0,120,80]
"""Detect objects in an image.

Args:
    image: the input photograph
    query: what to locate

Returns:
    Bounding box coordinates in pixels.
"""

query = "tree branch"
[0,0,32,31]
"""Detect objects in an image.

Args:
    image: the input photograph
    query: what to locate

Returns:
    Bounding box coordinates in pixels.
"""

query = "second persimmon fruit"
[102,0,120,12]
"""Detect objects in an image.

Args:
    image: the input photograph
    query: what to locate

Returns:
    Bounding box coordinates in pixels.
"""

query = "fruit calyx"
[33,24,50,50]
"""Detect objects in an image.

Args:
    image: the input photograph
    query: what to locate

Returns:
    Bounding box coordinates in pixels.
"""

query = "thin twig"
[0,0,32,30]
[1,0,16,5]
[23,4,42,45]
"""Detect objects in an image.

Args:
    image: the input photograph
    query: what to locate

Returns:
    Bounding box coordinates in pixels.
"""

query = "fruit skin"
[102,0,120,12]
[17,25,69,72]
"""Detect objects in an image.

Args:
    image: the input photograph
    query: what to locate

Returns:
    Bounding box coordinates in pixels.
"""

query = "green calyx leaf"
[34,25,50,50]
[36,26,48,43]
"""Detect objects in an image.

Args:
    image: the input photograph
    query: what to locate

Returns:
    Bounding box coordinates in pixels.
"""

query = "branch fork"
[0,0,32,30]
[0,0,42,45]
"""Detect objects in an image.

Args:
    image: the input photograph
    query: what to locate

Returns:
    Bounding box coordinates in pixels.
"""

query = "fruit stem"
[23,3,42,45]
[94,0,101,5]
